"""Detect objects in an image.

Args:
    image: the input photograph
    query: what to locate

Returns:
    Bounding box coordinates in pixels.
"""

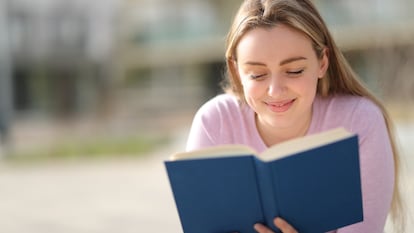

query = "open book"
[165,127,363,233]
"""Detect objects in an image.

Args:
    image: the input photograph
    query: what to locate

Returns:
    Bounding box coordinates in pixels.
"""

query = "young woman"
[186,0,404,232]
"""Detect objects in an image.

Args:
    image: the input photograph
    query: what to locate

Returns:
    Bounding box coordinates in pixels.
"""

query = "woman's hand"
[254,217,298,233]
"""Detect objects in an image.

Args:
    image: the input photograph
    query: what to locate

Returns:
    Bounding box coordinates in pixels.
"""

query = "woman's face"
[235,24,328,133]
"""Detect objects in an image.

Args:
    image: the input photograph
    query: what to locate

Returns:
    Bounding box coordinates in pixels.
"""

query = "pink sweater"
[186,94,394,233]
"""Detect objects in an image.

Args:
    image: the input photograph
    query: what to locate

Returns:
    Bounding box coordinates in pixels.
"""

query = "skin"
[235,24,328,146]
[255,218,298,233]
[234,25,329,232]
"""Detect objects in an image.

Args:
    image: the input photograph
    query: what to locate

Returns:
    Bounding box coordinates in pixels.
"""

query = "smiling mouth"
[265,99,296,113]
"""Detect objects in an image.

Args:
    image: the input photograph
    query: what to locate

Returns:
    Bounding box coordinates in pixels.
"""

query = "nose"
[267,75,286,97]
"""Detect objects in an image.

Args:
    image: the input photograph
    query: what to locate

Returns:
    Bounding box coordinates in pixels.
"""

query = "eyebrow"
[243,56,307,66]
[280,56,307,66]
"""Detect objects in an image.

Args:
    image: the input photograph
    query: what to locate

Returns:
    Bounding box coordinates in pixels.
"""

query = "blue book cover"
[165,128,363,233]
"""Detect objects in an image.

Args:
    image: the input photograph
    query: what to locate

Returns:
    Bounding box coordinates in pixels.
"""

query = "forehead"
[236,25,315,62]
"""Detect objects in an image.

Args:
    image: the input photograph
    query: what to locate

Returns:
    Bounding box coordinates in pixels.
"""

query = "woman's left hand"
[254,217,298,233]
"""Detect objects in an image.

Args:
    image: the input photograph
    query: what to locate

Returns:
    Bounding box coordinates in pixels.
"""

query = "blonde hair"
[223,0,404,231]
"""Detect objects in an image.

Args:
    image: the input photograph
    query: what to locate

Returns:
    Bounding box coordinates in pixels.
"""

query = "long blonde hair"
[223,0,404,231]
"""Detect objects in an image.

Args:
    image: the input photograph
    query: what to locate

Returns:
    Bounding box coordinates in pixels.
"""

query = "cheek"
[241,79,265,100]
[297,75,319,98]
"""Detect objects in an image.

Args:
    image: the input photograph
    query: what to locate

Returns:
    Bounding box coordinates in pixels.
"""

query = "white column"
[0,0,13,155]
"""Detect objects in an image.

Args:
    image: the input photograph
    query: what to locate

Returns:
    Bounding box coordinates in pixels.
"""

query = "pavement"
[0,127,186,233]
[0,123,413,233]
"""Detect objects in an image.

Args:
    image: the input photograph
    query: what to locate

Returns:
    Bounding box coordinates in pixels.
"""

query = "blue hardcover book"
[165,128,363,233]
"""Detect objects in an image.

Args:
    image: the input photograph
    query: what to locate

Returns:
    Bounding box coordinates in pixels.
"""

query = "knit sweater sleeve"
[335,98,394,233]
[185,94,265,152]
[185,94,252,152]
[185,97,222,151]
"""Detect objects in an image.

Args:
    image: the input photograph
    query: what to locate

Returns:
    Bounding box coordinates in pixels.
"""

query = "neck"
[255,112,312,147]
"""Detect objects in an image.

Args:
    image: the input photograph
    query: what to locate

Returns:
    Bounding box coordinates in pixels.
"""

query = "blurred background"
[0,0,413,232]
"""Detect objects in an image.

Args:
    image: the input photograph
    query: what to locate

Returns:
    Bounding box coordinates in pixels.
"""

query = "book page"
[260,127,354,161]
[170,144,257,161]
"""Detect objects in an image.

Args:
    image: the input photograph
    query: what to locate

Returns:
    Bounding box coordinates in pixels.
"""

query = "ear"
[318,48,329,79]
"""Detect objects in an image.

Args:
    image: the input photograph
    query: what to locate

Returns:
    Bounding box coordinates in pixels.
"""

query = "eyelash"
[248,69,304,80]
[287,69,304,75]
[250,74,266,80]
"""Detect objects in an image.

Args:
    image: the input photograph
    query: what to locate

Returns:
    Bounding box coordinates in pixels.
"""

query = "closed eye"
[287,69,304,76]
[250,74,267,80]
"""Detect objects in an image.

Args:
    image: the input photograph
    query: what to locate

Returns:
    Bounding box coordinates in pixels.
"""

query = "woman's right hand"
[254,217,298,233]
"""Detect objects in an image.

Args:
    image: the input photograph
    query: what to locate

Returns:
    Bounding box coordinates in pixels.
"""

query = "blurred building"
[114,0,242,121]
[315,0,414,100]
[2,0,414,133]
[0,0,13,144]
[117,0,414,120]
[6,0,119,117]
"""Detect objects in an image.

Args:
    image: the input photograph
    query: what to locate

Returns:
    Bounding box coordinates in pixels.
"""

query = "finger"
[274,218,298,233]
[254,223,274,233]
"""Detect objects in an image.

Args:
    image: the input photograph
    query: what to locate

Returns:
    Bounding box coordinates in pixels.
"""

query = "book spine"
[254,158,281,232]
